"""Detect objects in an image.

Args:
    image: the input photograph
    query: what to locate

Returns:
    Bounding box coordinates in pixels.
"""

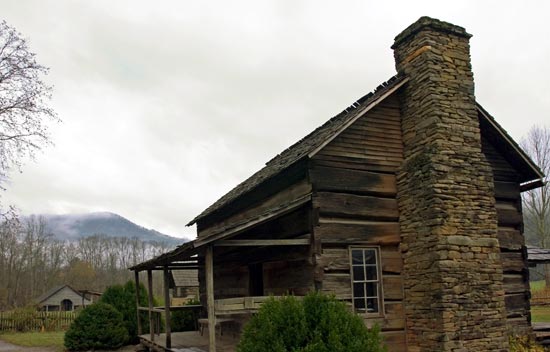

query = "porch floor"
[140,330,238,352]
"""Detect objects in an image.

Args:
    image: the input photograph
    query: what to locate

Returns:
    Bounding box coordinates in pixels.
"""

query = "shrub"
[11,306,38,332]
[509,335,546,352]
[171,298,200,332]
[237,292,386,352]
[64,302,128,351]
[99,281,149,343]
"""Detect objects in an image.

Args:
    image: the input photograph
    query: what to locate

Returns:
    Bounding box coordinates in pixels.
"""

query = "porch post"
[163,266,172,349]
[206,245,216,352]
[147,269,155,342]
[134,270,142,336]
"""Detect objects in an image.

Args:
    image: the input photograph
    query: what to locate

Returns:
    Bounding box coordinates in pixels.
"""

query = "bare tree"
[0,20,58,190]
[521,125,550,286]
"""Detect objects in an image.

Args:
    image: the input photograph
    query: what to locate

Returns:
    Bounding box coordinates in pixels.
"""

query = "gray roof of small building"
[527,246,550,264]
[171,269,199,287]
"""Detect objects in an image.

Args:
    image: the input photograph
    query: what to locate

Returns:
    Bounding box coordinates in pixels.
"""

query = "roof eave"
[477,103,545,183]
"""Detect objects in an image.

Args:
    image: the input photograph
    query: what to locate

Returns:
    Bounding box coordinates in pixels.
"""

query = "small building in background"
[170,269,199,305]
[35,285,100,311]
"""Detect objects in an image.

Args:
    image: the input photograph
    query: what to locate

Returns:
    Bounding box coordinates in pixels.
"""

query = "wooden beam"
[134,271,142,336]
[206,245,216,352]
[215,238,310,247]
[147,269,154,342]
[163,266,171,349]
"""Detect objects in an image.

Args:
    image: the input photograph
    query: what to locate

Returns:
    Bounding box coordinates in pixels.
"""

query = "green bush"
[99,281,149,343]
[237,292,386,352]
[64,302,128,351]
[171,298,200,332]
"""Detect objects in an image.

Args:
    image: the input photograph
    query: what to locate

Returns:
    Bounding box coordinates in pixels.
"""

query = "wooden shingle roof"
[171,269,199,287]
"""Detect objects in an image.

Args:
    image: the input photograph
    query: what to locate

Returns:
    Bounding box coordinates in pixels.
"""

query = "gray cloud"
[2,0,549,237]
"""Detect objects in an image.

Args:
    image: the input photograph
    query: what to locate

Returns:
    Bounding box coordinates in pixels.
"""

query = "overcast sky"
[1,0,549,239]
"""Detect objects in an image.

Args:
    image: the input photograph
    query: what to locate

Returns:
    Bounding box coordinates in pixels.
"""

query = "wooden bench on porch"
[198,318,236,337]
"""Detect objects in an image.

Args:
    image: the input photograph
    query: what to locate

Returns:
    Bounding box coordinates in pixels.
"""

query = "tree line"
[0,215,174,310]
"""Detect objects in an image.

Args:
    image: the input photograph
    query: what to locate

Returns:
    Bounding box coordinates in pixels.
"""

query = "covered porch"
[129,196,315,352]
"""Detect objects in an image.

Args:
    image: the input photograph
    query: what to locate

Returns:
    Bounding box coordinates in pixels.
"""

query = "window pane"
[353,266,364,281]
[353,283,365,298]
[352,250,363,265]
[366,298,379,313]
[364,250,376,265]
[366,266,377,281]
[366,283,377,297]
[354,298,366,312]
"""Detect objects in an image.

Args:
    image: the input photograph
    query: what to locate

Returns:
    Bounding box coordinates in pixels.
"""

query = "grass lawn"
[531,280,546,292]
[532,306,550,323]
[0,331,65,351]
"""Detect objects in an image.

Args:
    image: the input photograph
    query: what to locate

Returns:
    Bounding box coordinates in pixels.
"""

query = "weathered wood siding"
[198,208,314,305]
[197,178,311,239]
[311,93,406,351]
[482,136,530,333]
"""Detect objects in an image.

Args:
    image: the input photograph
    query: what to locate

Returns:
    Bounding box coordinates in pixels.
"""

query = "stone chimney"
[392,17,508,351]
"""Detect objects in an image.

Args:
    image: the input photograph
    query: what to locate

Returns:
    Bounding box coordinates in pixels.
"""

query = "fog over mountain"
[29,212,187,245]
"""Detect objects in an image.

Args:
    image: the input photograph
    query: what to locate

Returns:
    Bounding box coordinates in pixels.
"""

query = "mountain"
[30,212,187,245]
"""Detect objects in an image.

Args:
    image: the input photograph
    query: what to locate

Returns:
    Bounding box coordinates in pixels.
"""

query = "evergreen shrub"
[99,281,149,343]
[64,302,128,350]
[237,291,386,352]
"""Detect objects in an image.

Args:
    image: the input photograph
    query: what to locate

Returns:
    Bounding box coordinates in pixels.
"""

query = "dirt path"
[0,339,55,352]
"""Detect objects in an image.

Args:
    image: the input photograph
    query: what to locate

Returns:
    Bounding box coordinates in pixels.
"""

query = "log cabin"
[130,16,545,352]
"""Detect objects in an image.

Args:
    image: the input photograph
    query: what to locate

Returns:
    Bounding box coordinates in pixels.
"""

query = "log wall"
[311,93,407,351]
[482,136,531,334]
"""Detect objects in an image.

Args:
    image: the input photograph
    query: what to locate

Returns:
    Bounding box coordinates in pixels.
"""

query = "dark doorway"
[61,299,73,311]
[249,263,264,296]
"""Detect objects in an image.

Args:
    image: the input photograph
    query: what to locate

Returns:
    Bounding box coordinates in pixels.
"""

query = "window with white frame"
[350,247,381,314]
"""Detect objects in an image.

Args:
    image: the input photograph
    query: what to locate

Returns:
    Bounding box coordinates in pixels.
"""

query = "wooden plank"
[314,192,398,221]
[381,247,403,274]
[199,179,312,238]
[205,246,216,352]
[310,166,397,197]
[501,252,525,273]
[364,301,405,331]
[308,80,407,158]
[494,181,520,200]
[316,221,401,245]
[163,267,171,349]
[380,330,407,352]
[496,204,523,227]
[319,248,349,271]
[321,273,351,299]
[498,228,524,250]
[311,155,399,173]
[147,269,154,342]
[383,275,403,300]
[505,293,529,316]
[503,274,528,294]
[215,238,310,247]
[134,271,142,336]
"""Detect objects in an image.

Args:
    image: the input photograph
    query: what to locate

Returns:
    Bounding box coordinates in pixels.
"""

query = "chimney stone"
[393,17,508,351]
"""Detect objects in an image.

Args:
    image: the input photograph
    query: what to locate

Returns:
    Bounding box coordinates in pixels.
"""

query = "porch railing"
[214,295,303,315]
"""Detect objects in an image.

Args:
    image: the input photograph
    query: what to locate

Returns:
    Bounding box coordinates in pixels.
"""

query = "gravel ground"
[0,338,136,352]
[0,339,56,352]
